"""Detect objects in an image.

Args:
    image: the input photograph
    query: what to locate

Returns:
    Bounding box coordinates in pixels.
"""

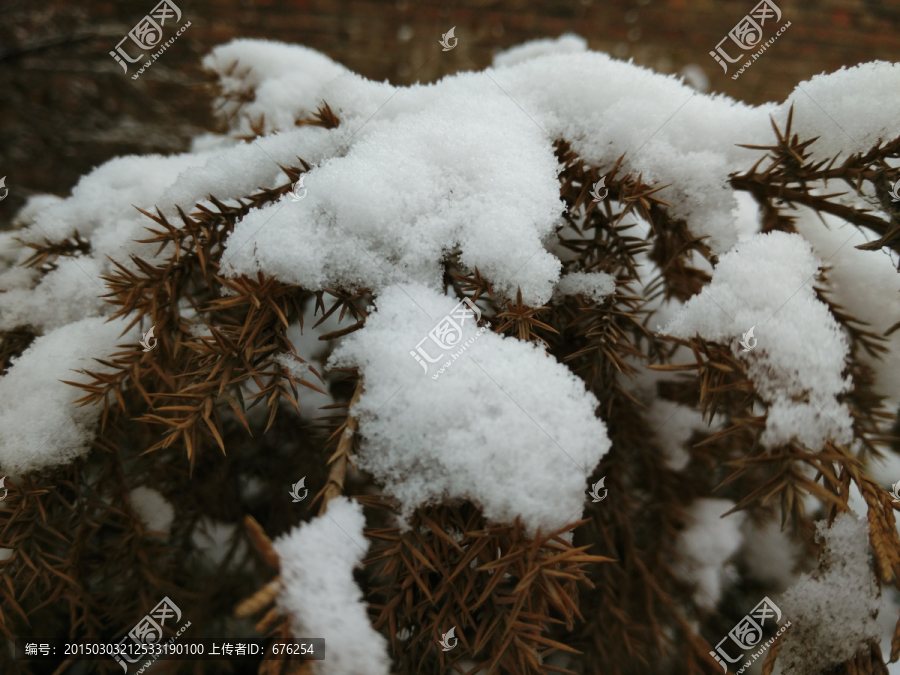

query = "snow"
[6,40,896,370]
[793,208,900,411]
[492,34,588,68]
[776,513,881,675]
[12,153,214,250]
[2,152,225,329]
[274,353,311,381]
[0,317,137,475]
[552,271,617,305]
[663,231,853,450]
[201,40,779,305]
[6,40,897,337]
[220,81,564,305]
[0,32,896,672]
[273,497,389,675]
[778,61,900,161]
[329,284,610,535]
[675,498,745,608]
[129,486,175,537]
[483,51,776,255]
[203,39,374,136]
[0,257,106,332]
[203,39,782,292]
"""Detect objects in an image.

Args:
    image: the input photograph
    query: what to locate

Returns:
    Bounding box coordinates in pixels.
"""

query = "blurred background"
[1,0,899,223]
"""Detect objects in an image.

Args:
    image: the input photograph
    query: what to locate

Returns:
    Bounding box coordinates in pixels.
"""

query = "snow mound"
[663,231,852,449]
[0,317,137,475]
[675,498,745,608]
[777,513,881,675]
[329,284,610,535]
[779,61,900,161]
[274,497,389,675]
[220,80,564,305]
[493,34,588,68]
[0,257,106,332]
[203,39,383,136]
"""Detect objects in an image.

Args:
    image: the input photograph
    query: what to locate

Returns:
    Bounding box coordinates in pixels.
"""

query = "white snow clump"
[777,512,881,675]
[273,497,390,675]
[0,317,136,475]
[492,34,588,68]
[552,271,617,304]
[129,486,176,537]
[675,498,745,608]
[329,284,610,535]
[663,231,852,449]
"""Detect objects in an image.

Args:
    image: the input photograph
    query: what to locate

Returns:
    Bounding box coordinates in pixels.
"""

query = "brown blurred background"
[1,0,899,224]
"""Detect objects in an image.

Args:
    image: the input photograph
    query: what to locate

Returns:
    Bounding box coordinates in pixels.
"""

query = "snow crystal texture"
[0,317,137,475]
[274,497,389,675]
[329,284,610,535]
[777,513,881,675]
[664,231,852,449]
